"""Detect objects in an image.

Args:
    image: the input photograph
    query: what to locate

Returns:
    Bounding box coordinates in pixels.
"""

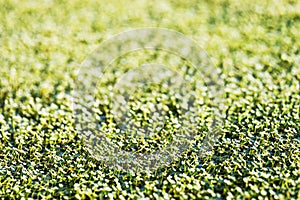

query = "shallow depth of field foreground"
[0,0,299,199]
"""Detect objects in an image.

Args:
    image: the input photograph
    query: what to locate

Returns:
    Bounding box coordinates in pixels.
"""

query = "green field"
[0,0,300,199]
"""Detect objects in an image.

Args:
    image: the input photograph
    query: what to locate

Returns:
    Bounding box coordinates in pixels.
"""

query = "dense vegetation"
[0,0,299,199]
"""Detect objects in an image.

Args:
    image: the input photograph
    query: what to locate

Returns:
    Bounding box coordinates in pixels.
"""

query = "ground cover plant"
[0,0,299,199]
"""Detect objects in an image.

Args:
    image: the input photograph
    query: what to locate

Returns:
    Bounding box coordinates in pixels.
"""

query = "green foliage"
[0,0,299,199]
